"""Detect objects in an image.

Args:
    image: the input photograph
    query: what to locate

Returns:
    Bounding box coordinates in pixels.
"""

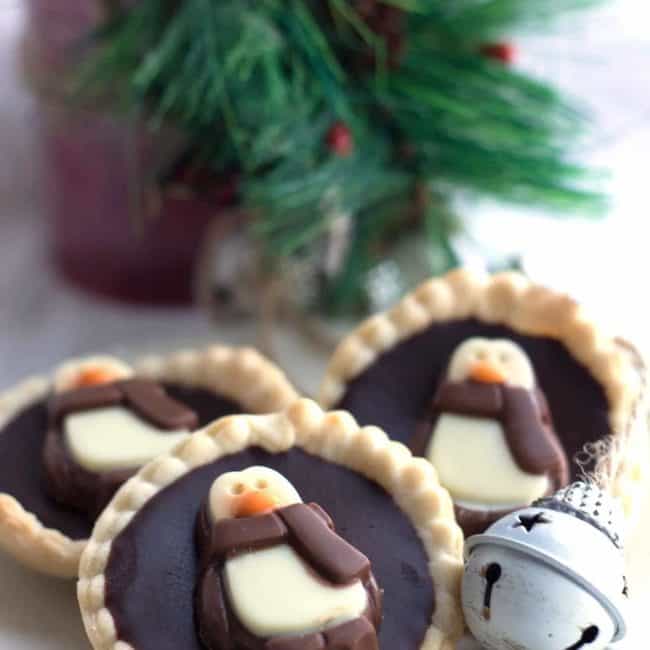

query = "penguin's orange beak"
[234,491,279,518]
[470,361,506,384]
[75,368,121,388]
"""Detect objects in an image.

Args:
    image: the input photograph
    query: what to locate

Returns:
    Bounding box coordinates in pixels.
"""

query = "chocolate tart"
[77,399,464,650]
[319,270,648,536]
[0,346,297,578]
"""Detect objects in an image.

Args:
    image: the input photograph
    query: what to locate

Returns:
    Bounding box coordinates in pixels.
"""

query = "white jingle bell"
[462,481,628,650]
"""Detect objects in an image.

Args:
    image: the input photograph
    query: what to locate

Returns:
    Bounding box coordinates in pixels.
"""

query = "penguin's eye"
[255,479,269,490]
[231,483,247,495]
[498,352,510,364]
[475,349,488,360]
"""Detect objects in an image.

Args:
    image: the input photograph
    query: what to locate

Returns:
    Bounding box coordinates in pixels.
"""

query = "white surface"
[0,0,649,648]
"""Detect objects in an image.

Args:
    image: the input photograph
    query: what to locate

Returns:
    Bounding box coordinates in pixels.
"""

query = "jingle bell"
[462,482,628,650]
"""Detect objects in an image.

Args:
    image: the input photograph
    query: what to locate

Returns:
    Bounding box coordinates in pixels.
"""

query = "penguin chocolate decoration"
[412,337,569,534]
[462,481,628,650]
[195,466,382,650]
[0,348,299,578]
[321,271,648,538]
[44,360,198,518]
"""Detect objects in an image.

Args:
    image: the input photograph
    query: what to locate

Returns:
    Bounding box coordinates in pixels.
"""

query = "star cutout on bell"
[513,511,551,532]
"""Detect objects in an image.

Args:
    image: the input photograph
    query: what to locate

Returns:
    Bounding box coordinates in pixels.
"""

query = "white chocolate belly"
[224,545,367,637]
[64,406,189,472]
[428,413,549,507]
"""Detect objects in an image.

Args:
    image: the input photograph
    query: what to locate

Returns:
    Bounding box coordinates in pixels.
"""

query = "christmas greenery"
[80,0,604,313]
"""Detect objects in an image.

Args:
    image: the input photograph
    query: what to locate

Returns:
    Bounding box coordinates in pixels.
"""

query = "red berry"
[480,43,516,64]
[327,122,354,156]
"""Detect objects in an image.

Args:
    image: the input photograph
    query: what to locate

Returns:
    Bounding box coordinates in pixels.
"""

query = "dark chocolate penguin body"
[195,502,382,650]
[43,380,198,518]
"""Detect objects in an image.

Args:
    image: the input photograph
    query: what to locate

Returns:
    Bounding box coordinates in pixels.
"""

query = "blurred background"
[0,0,649,394]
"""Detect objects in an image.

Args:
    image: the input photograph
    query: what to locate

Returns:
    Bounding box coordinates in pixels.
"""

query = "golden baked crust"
[77,398,465,650]
[0,346,298,578]
[319,269,648,524]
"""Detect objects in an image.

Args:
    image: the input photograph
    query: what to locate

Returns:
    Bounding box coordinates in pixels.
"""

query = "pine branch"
[379,48,605,211]
[247,132,413,256]
[385,0,603,41]
[75,0,607,312]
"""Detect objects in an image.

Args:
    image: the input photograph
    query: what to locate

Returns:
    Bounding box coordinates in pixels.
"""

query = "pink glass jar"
[25,0,236,305]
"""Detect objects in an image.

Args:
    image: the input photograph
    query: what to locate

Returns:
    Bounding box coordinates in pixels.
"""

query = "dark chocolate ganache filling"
[104,448,433,650]
[337,319,611,479]
[0,385,242,540]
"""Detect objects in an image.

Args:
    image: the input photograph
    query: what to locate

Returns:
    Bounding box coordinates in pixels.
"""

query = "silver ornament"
[462,481,628,650]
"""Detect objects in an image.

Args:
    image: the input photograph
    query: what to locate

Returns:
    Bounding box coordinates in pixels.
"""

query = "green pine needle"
[75,0,606,312]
